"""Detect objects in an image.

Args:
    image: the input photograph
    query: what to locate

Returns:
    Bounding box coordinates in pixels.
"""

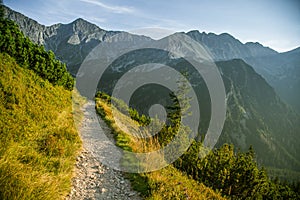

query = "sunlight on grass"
[0,53,81,199]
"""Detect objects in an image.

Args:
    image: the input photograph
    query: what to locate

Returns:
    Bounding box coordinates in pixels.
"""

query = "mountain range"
[4,5,300,113]
[3,6,300,180]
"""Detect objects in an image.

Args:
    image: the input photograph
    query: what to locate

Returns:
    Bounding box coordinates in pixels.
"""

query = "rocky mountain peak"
[70,18,104,33]
[73,17,87,23]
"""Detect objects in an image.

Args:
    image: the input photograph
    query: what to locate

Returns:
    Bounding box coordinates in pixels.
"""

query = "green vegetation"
[120,58,300,175]
[95,92,225,200]
[96,91,299,199]
[267,168,300,184]
[0,17,74,90]
[175,143,299,199]
[0,53,81,199]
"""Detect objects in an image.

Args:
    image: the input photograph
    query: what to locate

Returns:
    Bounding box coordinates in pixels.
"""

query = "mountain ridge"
[186,30,300,113]
[186,30,278,59]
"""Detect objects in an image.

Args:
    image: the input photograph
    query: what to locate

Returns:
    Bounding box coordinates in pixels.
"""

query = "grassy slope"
[0,53,81,199]
[95,97,225,200]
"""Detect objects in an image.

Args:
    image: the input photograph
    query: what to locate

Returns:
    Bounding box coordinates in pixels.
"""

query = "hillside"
[0,12,81,198]
[0,53,81,199]
[0,18,74,90]
[216,59,300,172]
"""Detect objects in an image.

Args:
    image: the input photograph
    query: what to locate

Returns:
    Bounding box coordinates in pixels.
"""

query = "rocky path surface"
[66,101,141,200]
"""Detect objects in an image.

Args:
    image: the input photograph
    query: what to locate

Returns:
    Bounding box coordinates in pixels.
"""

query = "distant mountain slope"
[186,30,278,60]
[186,30,300,113]
[245,47,300,112]
[216,59,300,171]
[4,6,299,112]
[6,5,299,112]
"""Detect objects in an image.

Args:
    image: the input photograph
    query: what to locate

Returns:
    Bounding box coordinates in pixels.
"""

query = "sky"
[3,0,300,52]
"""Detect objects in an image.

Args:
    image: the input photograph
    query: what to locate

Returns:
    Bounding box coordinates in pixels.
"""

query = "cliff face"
[4,6,45,44]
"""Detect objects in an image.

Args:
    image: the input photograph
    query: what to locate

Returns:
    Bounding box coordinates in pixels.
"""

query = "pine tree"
[167,72,192,128]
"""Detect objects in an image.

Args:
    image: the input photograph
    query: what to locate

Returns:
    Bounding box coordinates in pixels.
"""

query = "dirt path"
[66,101,141,200]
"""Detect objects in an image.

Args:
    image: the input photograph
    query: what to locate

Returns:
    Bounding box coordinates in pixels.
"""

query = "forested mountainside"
[244,47,300,112]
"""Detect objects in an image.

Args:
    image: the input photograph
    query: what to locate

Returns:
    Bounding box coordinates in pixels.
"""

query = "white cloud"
[79,0,134,14]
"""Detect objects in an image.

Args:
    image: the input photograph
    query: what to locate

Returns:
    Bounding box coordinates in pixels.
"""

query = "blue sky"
[4,0,300,52]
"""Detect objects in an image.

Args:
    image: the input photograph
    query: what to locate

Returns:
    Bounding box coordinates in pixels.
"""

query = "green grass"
[0,53,81,199]
[95,97,226,200]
